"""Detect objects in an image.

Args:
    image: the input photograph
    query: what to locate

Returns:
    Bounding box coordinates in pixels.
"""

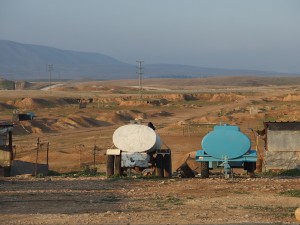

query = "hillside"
[0,40,294,80]
[0,40,133,80]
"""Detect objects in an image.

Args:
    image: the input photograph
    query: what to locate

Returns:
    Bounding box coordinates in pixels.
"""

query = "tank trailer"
[106,124,171,178]
[195,124,257,178]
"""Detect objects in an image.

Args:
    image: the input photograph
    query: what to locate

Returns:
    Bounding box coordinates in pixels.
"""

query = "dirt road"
[1,176,299,225]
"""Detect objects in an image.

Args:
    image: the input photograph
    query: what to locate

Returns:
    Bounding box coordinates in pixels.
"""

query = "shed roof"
[264,122,300,131]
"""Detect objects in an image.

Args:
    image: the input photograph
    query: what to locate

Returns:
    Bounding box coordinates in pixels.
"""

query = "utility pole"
[47,64,53,93]
[136,60,144,100]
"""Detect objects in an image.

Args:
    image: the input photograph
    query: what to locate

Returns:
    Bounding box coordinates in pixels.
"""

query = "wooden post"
[8,131,13,160]
[79,145,81,168]
[93,145,96,170]
[78,144,84,169]
[46,142,49,167]
[35,138,40,176]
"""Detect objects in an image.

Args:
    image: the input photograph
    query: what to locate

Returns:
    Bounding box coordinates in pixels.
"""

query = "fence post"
[93,145,97,170]
[35,138,40,176]
[46,142,49,167]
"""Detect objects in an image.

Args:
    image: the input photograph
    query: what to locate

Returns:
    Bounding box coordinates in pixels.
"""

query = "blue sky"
[1,0,300,73]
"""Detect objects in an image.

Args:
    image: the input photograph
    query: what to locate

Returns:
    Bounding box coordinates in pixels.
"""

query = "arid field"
[1,76,300,224]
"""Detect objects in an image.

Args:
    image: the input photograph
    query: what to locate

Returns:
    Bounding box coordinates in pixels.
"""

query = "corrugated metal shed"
[264,122,300,170]
[0,123,13,176]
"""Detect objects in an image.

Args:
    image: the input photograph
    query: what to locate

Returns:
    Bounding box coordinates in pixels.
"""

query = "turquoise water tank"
[202,125,251,159]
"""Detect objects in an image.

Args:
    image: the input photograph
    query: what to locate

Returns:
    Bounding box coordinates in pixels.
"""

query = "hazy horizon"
[1,0,300,74]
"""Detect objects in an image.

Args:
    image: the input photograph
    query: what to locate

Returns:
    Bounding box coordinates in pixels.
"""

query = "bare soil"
[0,176,299,225]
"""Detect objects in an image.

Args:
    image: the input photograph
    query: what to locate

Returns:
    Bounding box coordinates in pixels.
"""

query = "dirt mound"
[12,98,42,109]
[193,115,233,124]
[116,110,146,121]
[13,119,56,135]
[119,100,148,106]
[96,110,147,124]
[93,93,246,106]
[30,119,55,133]
[13,115,111,134]
[263,94,300,102]
[7,97,78,109]
[96,112,126,124]
[283,94,300,101]
[12,123,32,135]
[150,110,173,117]
[9,98,58,109]
[0,102,16,110]
[158,94,200,101]
[147,93,245,102]
[209,93,245,102]
[54,115,109,129]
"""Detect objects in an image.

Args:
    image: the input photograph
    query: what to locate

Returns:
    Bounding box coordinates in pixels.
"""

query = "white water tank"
[112,124,161,153]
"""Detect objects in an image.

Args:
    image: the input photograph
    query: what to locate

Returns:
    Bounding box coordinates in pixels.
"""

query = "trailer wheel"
[106,155,115,177]
[155,154,164,178]
[244,162,256,178]
[114,155,122,176]
[163,153,172,178]
[199,162,209,178]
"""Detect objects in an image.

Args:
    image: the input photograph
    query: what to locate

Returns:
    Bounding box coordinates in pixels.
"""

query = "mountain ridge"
[0,40,295,80]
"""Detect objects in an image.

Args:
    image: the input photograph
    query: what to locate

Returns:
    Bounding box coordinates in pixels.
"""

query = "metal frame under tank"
[195,150,257,178]
[106,148,172,178]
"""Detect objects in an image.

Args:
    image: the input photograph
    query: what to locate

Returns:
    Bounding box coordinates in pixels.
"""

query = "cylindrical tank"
[202,125,251,159]
[113,124,161,153]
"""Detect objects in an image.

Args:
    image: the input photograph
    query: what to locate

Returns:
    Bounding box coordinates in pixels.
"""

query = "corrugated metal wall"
[265,130,300,169]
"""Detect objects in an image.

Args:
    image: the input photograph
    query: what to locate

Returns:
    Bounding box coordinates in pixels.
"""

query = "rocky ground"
[0,176,299,225]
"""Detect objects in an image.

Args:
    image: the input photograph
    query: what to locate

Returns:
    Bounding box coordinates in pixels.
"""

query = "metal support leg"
[223,156,231,179]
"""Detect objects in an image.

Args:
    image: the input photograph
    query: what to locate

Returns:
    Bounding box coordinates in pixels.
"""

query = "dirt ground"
[0,77,300,224]
[1,176,300,225]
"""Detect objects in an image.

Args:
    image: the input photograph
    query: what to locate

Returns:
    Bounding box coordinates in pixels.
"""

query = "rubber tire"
[106,155,115,177]
[163,154,172,178]
[155,154,164,178]
[199,162,209,178]
[244,162,256,178]
[114,155,122,176]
